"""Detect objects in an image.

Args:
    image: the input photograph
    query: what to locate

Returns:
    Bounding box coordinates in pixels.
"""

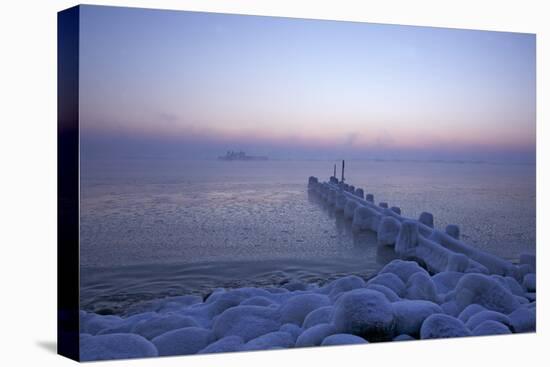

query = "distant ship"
[218,151,269,161]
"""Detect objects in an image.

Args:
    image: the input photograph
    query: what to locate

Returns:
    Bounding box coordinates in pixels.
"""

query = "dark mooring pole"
[341,160,345,183]
[333,164,336,179]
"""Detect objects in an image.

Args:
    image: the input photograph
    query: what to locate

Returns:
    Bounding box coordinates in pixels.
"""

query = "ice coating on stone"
[432,272,464,295]
[295,323,337,347]
[241,296,276,307]
[321,333,368,346]
[323,275,366,300]
[416,236,469,273]
[454,274,521,314]
[344,200,359,220]
[522,273,536,292]
[280,323,303,340]
[464,310,512,331]
[395,220,419,258]
[279,293,331,325]
[332,289,395,342]
[377,216,401,247]
[152,327,213,356]
[131,314,200,340]
[472,320,511,336]
[508,307,536,333]
[303,306,334,329]
[198,336,244,354]
[365,284,400,302]
[80,333,158,361]
[392,300,443,337]
[420,314,471,339]
[367,273,406,297]
[243,331,295,351]
[378,259,429,283]
[404,272,439,304]
[440,301,460,317]
[352,206,381,232]
[212,305,281,342]
[457,304,487,323]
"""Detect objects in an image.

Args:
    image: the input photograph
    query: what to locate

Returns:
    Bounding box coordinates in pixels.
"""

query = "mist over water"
[79,158,535,313]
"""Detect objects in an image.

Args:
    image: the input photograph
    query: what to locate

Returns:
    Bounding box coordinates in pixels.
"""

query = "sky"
[79,5,536,162]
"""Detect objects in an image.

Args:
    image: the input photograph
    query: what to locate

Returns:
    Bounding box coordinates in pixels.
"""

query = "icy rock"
[418,212,434,228]
[377,216,401,246]
[156,295,203,313]
[465,310,512,331]
[393,334,415,341]
[332,289,395,342]
[508,307,536,333]
[365,284,400,302]
[303,306,334,329]
[152,327,213,356]
[280,323,303,340]
[295,323,337,347]
[321,334,367,346]
[420,314,471,339]
[440,301,460,317]
[325,275,366,300]
[366,194,374,202]
[432,272,464,295]
[282,281,308,292]
[335,193,348,212]
[131,314,199,340]
[445,225,460,239]
[97,312,156,335]
[379,202,389,209]
[379,259,429,283]
[367,273,405,297]
[405,272,438,303]
[454,274,521,314]
[198,336,244,354]
[243,331,295,351]
[472,320,511,336]
[355,188,364,199]
[395,221,419,258]
[344,200,360,220]
[392,300,443,337]
[279,294,331,325]
[241,296,275,307]
[489,276,525,298]
[457,304,487,323]
[83,314,123,335]
[80,333,158,361]
[390,207,402,215]
[522,273,536,292]
[213,305,280,342]
[519,253,536,271]
[352,206,381,232]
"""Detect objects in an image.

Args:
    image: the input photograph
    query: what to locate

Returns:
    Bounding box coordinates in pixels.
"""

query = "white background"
[0,0,547,366]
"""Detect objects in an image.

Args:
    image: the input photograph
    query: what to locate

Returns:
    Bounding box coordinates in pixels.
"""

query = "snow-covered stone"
[279,293,331,325]
[82,314,123,335]
[465,310,512,331]
[379,259,429,283]
[367,273,405,297]
[198,336,244,354]
[432,272,463,295]
[324,275,366,300]
[377,216,401,247]
[508,307,536,333]
[295,323,337,347]
[152,327,213,356]
[440,301,460,317]
[80,333,158,361]
[472,320,511,336]
[212,305,281,342]
[457,304,487,323]
[243,331,295,351]
[405,272,438,303]
[321,334,367,346]
[241,296,276,307]
[365,284,400,302]
[303,306,334,329]
[332,289,395,342]
[454,274,521,314]
[395,221,419,258]
[344,200,360,220]
[420,314,471,339]
[418,212,434,228]
[445,225,460,239]
[523,273,536,292]
[280,323,303,340]
[392,300,442,337]
[131,314,199,340]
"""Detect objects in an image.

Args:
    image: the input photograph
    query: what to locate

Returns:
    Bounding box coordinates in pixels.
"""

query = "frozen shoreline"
[79,177,536,361]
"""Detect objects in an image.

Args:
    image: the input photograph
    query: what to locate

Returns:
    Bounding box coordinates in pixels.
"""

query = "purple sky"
[79,6,536,162]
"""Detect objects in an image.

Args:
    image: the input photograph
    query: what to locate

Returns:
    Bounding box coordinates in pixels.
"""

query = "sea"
[79,159,536,314]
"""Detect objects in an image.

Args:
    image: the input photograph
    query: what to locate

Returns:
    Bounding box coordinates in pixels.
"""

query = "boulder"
[303,306,334,329]
[508,307,536,333]
[198,336,244,354]
[80,333,158,361]
[392,300,442,337]
[367,273,406,297]
[472,320,511,336]
[152,327,213,356]
[405,272,438,303]
[212,305,280,342]
[321,333,367,346]
[420,314,471,339]
[295,323,337,348]
[454,274,521,314]
[378,259,429,283]
[465,310,512,331]
[131,314,199,340]
[377,216,401,246]
[279,294,331,325]
[243,331,295,351]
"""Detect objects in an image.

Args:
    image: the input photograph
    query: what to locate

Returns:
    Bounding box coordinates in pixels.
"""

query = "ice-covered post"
[395,220,419,258]
[366,194,374,203]
[445,224,460,239]
[419,212,434,228]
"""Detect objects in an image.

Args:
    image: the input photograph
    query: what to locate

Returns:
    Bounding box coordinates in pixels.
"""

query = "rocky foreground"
[79,257,536,361]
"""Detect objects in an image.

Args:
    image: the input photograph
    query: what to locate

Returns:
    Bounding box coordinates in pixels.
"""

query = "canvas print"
[58,5,536,362]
